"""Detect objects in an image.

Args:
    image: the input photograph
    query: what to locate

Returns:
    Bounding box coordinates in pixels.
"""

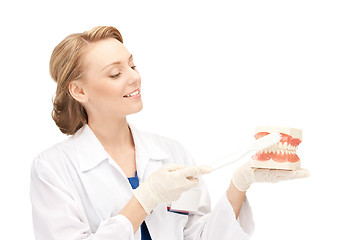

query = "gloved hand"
[133,164,212,214]
[232,161,310,192]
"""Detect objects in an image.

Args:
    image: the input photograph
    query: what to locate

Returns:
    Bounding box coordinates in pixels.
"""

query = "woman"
[30,26,308,240]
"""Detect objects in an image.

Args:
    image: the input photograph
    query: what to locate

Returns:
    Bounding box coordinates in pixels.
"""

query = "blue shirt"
[128,172,152,240]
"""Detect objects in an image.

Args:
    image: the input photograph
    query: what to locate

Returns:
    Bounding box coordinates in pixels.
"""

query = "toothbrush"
[172,134,281,213]
[208,132,282,171]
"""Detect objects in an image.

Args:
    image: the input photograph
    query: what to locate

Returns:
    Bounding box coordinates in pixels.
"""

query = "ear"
[68,81,88,103]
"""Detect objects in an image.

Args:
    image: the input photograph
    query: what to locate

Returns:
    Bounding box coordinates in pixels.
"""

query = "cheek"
[88,81,124,101]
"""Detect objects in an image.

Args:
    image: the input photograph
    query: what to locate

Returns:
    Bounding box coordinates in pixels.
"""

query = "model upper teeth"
[261,143,298,154]
[124,90,139,97]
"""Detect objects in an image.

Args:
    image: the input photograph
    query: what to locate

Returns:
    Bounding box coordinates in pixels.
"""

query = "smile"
[123,89,140,98]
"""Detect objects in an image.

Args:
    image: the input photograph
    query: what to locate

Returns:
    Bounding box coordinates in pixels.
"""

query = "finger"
[274,169,297,177]
[177,166,201,178]
[164,163,186,171]
[275,168,310,181]
[197,165,214,175]
[185,176,199,188]
[179,165,213,177]
[293,169,311,178]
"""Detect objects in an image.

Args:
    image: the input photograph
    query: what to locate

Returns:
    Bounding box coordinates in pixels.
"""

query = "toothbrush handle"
[209,150,249,170]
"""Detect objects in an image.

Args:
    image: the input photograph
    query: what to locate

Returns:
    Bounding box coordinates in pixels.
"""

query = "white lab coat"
[30,122,255,240]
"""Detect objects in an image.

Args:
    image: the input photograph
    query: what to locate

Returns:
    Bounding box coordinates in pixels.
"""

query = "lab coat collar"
[73,122,169,172]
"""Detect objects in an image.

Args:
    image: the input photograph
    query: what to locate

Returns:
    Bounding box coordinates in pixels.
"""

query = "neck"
[88,117,134,152]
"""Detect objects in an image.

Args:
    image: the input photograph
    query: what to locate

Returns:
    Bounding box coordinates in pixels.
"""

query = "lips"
[123,88,140,97]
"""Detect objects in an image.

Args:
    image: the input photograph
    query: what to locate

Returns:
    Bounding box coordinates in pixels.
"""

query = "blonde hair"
[50,26,123,135]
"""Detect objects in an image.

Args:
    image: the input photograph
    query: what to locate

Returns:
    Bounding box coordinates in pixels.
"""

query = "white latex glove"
[133,164,212,214]
[232,161,310,192]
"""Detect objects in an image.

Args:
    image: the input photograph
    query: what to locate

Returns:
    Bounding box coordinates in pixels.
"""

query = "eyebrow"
[101,54,133,72]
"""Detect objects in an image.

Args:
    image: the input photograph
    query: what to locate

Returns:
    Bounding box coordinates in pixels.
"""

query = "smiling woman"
[68,38,143,129]
[32,26,225,240]
[30,25,309,240]
[50,26,142,135]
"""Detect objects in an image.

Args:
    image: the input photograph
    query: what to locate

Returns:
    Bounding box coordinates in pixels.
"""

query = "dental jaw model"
[251,126,302,170]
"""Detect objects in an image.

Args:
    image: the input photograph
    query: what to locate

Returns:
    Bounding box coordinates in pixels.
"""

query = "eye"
[131,65,137,70]
[109,73,121,79]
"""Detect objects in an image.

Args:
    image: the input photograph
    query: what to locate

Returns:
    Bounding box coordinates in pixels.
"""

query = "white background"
[1,0,337,239]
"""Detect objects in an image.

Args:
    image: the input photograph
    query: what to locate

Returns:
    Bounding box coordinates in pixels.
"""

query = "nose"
[127,67,141,86]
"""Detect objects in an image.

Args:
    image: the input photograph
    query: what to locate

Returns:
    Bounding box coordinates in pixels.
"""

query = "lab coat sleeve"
[199,191,255,239]
[30,155,134,240]
[178,144,255,240]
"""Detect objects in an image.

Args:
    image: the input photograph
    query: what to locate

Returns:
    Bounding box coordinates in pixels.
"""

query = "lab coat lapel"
[127,122,170,183]
[73,124,110,172]
[74,121,171,193]
[74,123,132,180]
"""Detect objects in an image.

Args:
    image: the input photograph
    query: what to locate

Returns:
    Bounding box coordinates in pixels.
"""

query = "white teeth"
[283,142,288,149]
[124,89,139,97]
[259,141,299,155]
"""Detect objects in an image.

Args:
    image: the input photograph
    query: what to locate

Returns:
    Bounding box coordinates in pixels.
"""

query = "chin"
[128,102,143,115]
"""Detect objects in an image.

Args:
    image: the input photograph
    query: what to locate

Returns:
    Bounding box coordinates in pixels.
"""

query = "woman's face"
[79,38,142,120]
